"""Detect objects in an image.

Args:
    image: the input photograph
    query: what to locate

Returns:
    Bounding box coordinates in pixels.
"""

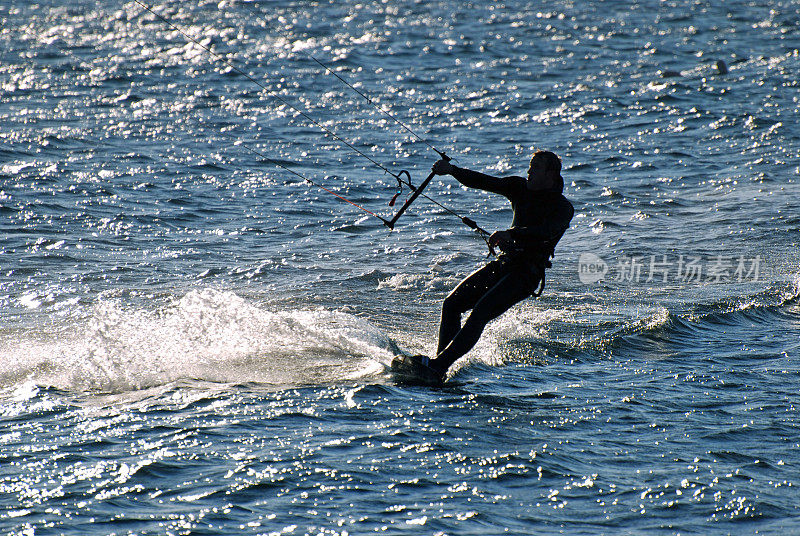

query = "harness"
[530,231,564,297]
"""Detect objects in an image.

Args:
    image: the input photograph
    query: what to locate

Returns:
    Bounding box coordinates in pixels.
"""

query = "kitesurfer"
[392,150,574,383]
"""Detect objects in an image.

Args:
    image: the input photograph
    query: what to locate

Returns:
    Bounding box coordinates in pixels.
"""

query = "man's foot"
[390,354,444,385]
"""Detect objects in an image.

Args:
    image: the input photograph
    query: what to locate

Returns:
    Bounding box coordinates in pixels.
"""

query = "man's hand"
[488,230,513,250]
[431,159,453,175]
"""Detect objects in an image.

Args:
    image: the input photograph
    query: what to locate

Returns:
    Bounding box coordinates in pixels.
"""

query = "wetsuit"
[430,166,574,374]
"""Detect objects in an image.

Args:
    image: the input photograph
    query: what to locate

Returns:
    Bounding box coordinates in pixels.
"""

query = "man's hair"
[530,150,563,192]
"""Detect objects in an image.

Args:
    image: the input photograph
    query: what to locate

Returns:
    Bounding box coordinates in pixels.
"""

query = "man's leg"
[437,260,507,355]
[432,266,533,373]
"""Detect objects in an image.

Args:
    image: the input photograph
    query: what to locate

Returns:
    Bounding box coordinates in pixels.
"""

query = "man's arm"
[451,167,520,198]
[432,159,520,199]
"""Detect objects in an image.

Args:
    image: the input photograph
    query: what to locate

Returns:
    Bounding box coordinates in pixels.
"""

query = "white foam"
[788,271,800,303]
[377,272,457,292]
[0,289,396,394]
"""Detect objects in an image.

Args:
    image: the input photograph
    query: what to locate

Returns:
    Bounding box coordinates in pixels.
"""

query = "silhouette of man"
[392,150,574,383]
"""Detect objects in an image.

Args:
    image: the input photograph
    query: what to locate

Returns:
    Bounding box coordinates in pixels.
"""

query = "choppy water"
[2,0,799,534]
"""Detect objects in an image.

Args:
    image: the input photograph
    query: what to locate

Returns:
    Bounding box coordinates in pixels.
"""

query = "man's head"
[527,150,563,192]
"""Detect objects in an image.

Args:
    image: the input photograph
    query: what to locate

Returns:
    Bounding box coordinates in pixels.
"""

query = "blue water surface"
[1,0,799,534]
